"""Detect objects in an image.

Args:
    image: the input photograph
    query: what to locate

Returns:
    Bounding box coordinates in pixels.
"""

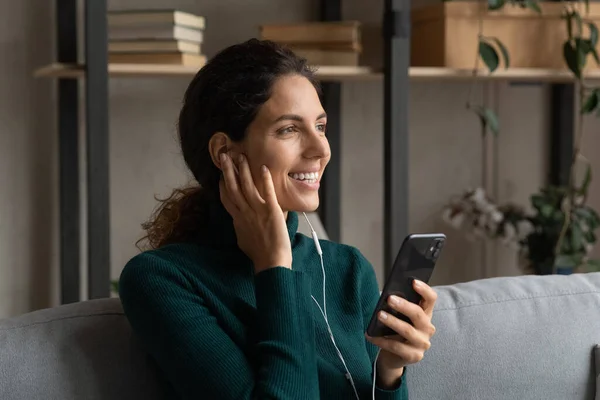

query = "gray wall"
[0,0,58,317]
[1,0,600,317]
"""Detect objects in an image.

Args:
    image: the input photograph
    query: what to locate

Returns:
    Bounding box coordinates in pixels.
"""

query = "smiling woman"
[118,38,435,400]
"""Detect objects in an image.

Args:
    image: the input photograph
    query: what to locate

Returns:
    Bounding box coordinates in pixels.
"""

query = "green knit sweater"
[119,198,409,399]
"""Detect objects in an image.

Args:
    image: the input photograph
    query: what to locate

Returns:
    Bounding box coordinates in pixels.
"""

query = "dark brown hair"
[137,39,320,250]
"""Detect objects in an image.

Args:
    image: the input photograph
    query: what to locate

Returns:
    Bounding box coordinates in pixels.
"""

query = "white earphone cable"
[303,213,380,400]
[372,349,381,399]
[310,252,360,400]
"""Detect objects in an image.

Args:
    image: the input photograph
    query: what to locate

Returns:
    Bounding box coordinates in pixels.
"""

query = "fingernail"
[261,165,267,173]
[220,153,226,162]
[389,295,403,305]
[414,279,423,288]
[379,311,388,320]
[238,154,245,163]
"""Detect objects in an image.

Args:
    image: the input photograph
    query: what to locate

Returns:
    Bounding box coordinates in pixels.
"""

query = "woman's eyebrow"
[273,112,327,124]
[274,114,304,123]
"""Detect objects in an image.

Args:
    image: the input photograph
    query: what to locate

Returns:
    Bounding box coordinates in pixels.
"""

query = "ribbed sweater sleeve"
[118,253,319,400]
[353,249,409,400]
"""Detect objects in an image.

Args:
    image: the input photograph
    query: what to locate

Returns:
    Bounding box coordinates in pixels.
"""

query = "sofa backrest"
[1,273,599,399]
[0,298,163,400]
[408,272,600,400]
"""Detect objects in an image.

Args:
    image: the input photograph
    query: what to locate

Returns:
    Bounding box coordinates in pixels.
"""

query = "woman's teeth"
[289,172,319,183]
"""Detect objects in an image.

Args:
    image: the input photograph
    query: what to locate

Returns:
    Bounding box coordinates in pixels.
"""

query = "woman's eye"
[278,126,297,135]
[316,124,326,133]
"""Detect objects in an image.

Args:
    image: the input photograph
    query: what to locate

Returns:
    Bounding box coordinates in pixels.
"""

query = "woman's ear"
[208,132,234,170]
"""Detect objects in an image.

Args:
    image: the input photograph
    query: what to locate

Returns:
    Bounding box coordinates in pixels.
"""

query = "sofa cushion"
[0,298,163,400]
[408,272,600,400]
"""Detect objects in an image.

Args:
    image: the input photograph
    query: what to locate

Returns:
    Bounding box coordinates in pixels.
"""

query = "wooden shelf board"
[409,67,600,82]
[34,63,198,78]
[33,63,382,81]
[34,63,600,82]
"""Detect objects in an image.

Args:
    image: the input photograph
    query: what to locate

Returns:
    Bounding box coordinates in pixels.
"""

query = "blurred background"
[2,0,600,318]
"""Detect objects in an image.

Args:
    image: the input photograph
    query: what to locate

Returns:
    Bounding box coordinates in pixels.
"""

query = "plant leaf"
[583,25,600,65]
[571,223,585,252]
[580,163,592,195]
[581,89,599,114]
[575,207,594,225]
[485,108,500,135]
[541,204,554,218]
[576,39,589,71]
[525,0,541,13]
[472,106,499,136]
[589,22,599,47]
[576,207,600,231]
[554,253,582,268]
[488,0,505,10]
[585,259,600,272]
[577,38,597,65]
[531,194,545,210]
[589,208,600,226]
[564,12,573,40]
[578,38,592,53]
[585,230,597,244]
[487,37,510,68]
[110,280,119,294]
[479,40,500,73]
[574,11,584,36]
[564,41,582,78]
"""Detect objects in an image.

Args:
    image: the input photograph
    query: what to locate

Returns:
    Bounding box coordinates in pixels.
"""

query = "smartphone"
[366,233,446,337]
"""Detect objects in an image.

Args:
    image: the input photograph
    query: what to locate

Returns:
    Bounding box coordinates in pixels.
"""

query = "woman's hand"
[366,280,438,388]
[219,152,292,274]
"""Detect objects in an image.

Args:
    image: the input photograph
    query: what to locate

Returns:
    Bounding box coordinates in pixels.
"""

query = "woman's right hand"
[219,152,292,274]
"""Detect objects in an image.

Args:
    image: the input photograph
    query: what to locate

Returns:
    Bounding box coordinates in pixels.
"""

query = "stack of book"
[259,21,362,67]
[107,9,206,68]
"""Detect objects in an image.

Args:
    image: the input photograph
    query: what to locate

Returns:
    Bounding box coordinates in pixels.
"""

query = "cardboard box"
[411,1,600,69]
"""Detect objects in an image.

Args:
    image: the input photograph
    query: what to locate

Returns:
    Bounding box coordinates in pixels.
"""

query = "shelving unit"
[41,0,575,303]
[41,0,412,303]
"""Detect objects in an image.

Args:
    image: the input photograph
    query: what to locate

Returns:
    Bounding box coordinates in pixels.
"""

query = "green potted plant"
[442,0,600,274]
[442,185,600,274]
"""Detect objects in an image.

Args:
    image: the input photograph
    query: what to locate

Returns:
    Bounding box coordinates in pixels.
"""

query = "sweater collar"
[206,191,299,248]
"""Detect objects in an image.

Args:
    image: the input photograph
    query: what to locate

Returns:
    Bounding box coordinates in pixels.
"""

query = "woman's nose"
[305,128,331,159]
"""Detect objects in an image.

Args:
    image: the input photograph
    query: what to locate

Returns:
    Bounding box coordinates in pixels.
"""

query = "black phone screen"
[366,234,445,337]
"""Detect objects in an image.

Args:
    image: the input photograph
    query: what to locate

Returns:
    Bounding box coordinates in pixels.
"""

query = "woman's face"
[238,74,331,213]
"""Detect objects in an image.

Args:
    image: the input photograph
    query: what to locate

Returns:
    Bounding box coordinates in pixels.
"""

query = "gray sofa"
[1,272,600,400]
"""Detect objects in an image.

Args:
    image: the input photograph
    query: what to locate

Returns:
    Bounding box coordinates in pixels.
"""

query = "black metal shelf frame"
[57,0,110,302]
[317,0,342,243]
[56,0,80,304]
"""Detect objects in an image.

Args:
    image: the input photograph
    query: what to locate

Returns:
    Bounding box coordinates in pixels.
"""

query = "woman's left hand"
[365,279,438,387]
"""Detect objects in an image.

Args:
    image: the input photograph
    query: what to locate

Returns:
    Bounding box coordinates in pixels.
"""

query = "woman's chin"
[281,196,320,214]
